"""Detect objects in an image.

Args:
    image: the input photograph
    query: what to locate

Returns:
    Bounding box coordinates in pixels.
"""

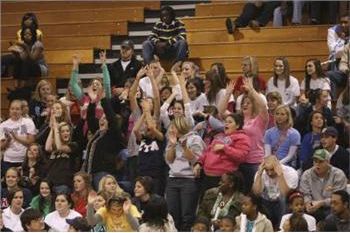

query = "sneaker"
[249,20,260,30]
[225,18,236,34]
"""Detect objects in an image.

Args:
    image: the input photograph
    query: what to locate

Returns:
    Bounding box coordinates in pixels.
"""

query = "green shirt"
[30,195,52,217]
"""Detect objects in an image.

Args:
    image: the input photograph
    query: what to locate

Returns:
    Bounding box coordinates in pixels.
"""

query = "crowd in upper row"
[0,3,349,233]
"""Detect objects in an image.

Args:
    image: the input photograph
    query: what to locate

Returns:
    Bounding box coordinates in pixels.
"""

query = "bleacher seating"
[0,0,330,118]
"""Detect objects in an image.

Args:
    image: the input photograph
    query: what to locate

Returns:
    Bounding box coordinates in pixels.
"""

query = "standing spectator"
[44,193,82,232]
[252,155,299,229]
[45,119,79,194]
[279,192,316,232]
[108,39,142,91]
[165,116,205,231]
[142,6,188,64]
[20,208,46,232]
[323,190,350,231]
[264,105,301,167]
[266,57,300,108]
[300,149,347,221]
[0,99,36,175]
[226,1,281,33]
[29,80,53,129]
[2,188,25,232]
[234,193,273,232]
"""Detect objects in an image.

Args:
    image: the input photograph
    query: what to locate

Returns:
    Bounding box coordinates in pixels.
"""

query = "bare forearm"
[13,135,35,146]
[278,175,290,196]
[252,173,263,195]
[165,146,176,163]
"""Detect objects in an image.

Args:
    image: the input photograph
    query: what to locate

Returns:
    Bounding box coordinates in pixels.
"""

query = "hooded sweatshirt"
[198,130,251,176]
[235,212,273,232]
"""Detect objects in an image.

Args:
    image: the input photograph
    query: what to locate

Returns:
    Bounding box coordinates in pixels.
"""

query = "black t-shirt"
[137,137,166,177]
[46,142,79,187]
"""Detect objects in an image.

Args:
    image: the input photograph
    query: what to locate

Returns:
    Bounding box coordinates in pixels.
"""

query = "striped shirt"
[148,19,187,45]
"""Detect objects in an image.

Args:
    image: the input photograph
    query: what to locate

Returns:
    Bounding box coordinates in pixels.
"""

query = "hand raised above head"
[99,50,107,64]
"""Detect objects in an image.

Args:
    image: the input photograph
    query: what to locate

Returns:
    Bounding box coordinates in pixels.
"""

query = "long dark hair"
[304,59,325,93]
[21,12,39,29]
[38,179,55,215]
[141,197,169,229]
[273,57,291,89]
[211,62,229,89]
[205,70,222,104]
[20,25,38,46]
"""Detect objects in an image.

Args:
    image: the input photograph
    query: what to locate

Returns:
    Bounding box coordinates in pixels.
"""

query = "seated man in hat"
[300,149,347,222]
[142,5,188,64]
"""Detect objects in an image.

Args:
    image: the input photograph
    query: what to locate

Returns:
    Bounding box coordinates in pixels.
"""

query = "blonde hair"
[98,175,124,197]
[274,105,294,128]
[47,101,71,124]
[32,80,52,102]
[242,56,259,78]
[171,116,191,136]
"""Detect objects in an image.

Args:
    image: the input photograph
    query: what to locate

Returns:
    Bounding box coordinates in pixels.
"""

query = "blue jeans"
[261,197,287,230]
[142,40,188,64]
[166,177,198,231]
[326,70,347,98]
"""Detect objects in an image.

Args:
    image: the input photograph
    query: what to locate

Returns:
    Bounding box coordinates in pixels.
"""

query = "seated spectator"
[281,213,309,232]
[300,111,325,169]
[273,1,304,26]
[2,188,25,232]
[335,82,350,147]
[296,88,335,136]
[97,175,125,200]
[226,1,281,33]
[203,70,227,106]
[90,191,109,232]
[108,39,142,91]
[138,197,177,232]
[71,172,96,217]
[181,61,204,92]
[266,91,283,129]
[30,179,55,217]
[197,172,244,230]
[300,149,347,222]
[0,209,11,231]
[2,26,48,87]
[17,12,43,42]
[86,194,140,232]
[234,193,273,232]
[323,190,350,231]
[66,217,91,232]
[191,216,211,232]
[20,208,46,232]
[142,6,188,64]
[264,105,301,167]
[279,192,316,232]
[0,99,36,175]
[218,215,236,232]
[44,193,82,232]
[132,176,163,213]
[1,167,32,209]
[211,62,229,90]
[252,155,299,229]
[266,57,300,109]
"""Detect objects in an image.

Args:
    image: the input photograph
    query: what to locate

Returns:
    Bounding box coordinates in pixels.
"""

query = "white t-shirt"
[2,207,24,232]
[266,76,300,107]
[257,165,299,201]
[0,117,36,163]
[190,93,209,114]
[280,213,316,231]
[45,210,82,232]
[121,60,131,71]
[300,77,331,91]
[139,76,153,98]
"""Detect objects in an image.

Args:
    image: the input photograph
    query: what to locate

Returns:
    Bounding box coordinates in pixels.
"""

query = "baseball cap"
[121,39,134,50]
[321,126,338,137]
[66,217,90,232]
[313,149,330,161]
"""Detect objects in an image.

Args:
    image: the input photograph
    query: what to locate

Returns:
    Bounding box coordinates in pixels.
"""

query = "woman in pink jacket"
[194,113,251,198]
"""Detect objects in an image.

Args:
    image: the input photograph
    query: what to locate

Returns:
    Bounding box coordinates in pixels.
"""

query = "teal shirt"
[30,195,52,217]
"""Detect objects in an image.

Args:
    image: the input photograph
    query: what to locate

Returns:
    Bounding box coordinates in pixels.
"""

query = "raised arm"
[147,65,161,119]
[218,80,235,119]
[244,77,268,121]
[100,50,111,99]
[86,192,103,226]
[69,55,84,101]
[129,67,146,113]
[132,113,145,142]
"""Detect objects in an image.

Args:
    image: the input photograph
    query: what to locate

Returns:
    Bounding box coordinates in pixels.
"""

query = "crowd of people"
[0,4,350,232]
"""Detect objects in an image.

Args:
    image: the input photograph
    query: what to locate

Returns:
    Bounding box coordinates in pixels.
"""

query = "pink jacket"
[198,130,251,176]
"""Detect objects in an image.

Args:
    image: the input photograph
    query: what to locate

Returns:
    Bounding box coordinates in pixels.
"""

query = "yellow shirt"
[97,205,140,232]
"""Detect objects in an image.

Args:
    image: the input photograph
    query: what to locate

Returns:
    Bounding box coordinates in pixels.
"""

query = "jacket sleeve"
[102,64,111,99]
[223,135,251,162]
[299,171,313,204]
[148,22,161,44]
